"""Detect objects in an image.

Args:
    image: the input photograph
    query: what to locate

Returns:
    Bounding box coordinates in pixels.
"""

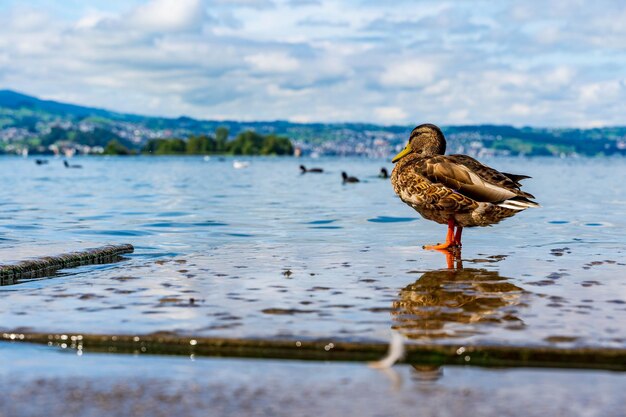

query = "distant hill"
[0,89,625,157]
[0,89,127,120]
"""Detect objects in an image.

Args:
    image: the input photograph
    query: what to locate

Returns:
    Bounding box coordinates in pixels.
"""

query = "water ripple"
[367,216,417,223]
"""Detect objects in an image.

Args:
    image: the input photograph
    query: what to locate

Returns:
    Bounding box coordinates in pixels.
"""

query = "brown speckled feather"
[446,155,535,198]
[392,153,536,227]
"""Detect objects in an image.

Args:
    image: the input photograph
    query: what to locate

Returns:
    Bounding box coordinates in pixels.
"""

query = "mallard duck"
[391,124,538,250]
[64,160,82,169]
[300,164,324,173]
[379,167,389,179]
[342,172,360,183]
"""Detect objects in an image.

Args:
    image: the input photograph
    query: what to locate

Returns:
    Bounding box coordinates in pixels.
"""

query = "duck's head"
[392,124,446,163]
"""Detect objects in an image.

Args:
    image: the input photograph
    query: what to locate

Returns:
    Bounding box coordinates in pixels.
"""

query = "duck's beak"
[391,144,412,163]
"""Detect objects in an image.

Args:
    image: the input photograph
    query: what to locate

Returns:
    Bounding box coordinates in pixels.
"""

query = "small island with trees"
[103,127,294,156]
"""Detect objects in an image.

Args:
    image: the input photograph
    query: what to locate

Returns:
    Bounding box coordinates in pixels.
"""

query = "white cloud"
[130,0,205,32]
[212,0,275,9]
[510,104,532,116]
[545,66,575,86]
[374,106,408,124]
[289,114,313,123]
[380,60,437,89]
[75,11,117,29]
[245,52,300,73]
[447,109,469,124]
[578,81,623,103]
[422,80,451,96]
[0,0,625,126]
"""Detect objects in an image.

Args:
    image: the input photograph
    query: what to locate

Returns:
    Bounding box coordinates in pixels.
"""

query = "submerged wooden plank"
[2,331,625,371]
[0,244,134,285]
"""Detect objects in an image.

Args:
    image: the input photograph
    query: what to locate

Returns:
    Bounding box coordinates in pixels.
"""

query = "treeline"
[14,124,294,156]
[138,128,294,156]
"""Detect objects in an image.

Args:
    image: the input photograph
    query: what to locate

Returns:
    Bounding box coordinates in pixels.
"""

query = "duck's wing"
[415,155,537,206]
[448,155,533,191]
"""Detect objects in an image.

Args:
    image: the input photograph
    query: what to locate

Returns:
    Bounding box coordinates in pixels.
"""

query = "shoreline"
[3,332,625,371]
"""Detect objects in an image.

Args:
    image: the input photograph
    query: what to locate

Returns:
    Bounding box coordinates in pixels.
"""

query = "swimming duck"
[379,167,389,179]
[300,165,324,173]
[391,124,538,250]
[64,160,82,169]
[342,172,360,183]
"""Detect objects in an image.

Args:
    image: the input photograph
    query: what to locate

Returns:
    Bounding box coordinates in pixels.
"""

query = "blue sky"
[1,0,625,126]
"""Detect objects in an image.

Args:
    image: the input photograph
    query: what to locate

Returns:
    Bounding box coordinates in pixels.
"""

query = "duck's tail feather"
[502,172,532,182]
[497,196,540,210]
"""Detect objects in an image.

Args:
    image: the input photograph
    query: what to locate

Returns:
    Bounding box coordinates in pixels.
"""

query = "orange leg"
[454,226,463,247]
[423,219,458,250]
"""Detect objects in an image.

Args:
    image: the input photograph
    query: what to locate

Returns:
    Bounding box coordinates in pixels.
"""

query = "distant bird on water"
[379,167,389,179]
[233,160,249,169]
[35,159,48,165]
[342,172,360,183]
[64,160,82,169]
[391,124,538,250]
[300,165,324,173]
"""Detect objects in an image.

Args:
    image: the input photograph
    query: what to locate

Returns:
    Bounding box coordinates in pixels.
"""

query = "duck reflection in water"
[392,255,526,341]
[409,364,444,385]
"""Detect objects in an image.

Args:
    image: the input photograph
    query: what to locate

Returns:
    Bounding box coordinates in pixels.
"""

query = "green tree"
[142,138,186,154]
[215,126,229,152]
[261,134,293,155]
[228,131,263,155]
[227,130,293,155]
[186,134,215,154]
[103,140,132,155]
[141,131,293,156]
[157,138,186,154]
[142,139,166,154]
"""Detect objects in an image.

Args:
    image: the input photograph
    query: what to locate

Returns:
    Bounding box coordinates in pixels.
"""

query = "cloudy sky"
[1,0,625,126]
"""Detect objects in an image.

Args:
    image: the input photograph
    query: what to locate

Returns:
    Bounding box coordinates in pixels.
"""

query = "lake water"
[0,155,625,349]
[1,342,624,417]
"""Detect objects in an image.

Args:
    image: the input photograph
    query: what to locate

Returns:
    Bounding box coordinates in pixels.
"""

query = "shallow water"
[1,343,624,417]
[0,156,625,348]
